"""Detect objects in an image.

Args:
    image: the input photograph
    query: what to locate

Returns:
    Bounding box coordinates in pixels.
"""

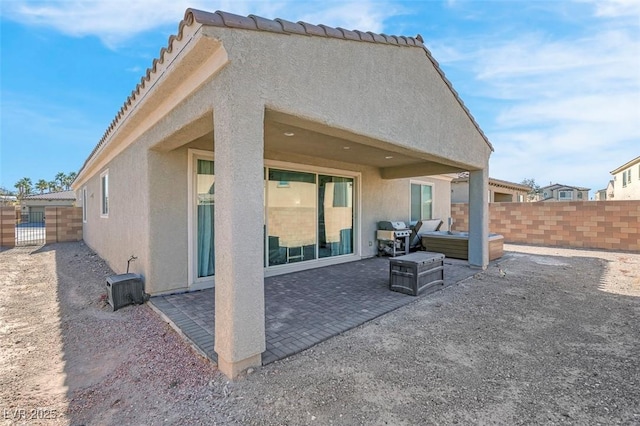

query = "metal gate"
[16,211,46,246]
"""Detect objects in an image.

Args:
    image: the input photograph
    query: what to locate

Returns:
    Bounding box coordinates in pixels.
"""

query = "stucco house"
[451,175,530,203]
[72,9,493,378]
[20,190,76,221]
[610,155,640,200]
[538,183,590,202]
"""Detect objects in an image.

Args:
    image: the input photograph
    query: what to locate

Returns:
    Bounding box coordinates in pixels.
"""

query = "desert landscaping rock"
[1,242,638,425]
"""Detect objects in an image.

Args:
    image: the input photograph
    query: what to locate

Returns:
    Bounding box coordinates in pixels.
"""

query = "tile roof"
[23,190,76,201]
[79,9,493,177]
[541,183,591,191]
[452,175,531,191]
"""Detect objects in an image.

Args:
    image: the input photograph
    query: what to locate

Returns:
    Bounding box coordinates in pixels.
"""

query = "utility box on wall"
[106,273,145,311]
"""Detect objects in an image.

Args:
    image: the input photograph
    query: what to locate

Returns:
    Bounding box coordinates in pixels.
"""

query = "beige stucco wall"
[200,26,491,171]
[612,167,640,200]
[76,23,489,296]
[138,141,451,294]
[78,138,150,281]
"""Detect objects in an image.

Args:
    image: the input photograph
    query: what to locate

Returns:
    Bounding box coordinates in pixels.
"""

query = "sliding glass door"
[191,154,357,282]
[265,166,355,267]
[318,175,353,258]
[266,169,317,266]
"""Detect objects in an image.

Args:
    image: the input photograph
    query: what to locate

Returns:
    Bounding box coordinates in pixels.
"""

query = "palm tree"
[62,171,77,190]
[14,177,33,199]
[35,179,48,194]
[55,172,67,191]
[66,171,77,189]
[48,181,59,192]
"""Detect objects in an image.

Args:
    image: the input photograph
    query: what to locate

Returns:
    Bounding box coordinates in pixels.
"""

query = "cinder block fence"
[45,207,83,244]
[451,201,640,252]
[0,206,83,248]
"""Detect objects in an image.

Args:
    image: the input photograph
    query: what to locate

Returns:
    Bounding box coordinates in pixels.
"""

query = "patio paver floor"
[149,256,481,365]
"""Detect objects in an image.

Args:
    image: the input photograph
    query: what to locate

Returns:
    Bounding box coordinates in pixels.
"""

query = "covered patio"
[72,9,494,378]
[149,256,481,366]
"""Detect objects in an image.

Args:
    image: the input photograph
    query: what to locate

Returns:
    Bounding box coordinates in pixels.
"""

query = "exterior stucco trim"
[610,155,640,174]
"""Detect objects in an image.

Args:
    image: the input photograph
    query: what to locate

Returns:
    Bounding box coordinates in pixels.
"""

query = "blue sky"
[1,0,638,196]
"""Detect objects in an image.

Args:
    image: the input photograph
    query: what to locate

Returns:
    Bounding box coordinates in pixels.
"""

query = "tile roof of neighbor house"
[610,155,640,174]
[79,8,493,177]
[452,176,531,191]
[541,183,591,191]
[22,191,76,201]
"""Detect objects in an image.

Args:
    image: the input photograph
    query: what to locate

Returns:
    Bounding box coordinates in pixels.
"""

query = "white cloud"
[431,2,640,193]
[1,0,401,48]
[584,0,640,17]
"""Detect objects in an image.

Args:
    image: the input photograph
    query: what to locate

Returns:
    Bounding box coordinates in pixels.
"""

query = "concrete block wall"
[0,207,16,248]
[45,207,83,243]
[451,201,640,252]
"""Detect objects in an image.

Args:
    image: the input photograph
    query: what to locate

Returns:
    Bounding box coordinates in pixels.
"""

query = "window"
[622,171,627,187]
[100,170,109,217]
[559,190,573,200]
[410,182,433,223]
[577,192,583,199]
[628,169,632,183]
[266,166,355,267]
[82,187,87,222]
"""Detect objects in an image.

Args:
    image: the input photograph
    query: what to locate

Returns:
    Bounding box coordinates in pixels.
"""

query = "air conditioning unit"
[106,273,145,311]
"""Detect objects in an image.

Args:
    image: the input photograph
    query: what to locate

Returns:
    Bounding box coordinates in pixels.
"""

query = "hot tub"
[420,231,504,261]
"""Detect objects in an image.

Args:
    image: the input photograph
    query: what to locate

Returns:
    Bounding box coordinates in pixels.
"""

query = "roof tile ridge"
[318,24,343,38]
[367,31,388,43]
[274,18,306,35]
[379,34,399,45]
[249,14,285,33]
[298,21,328,37]
[215,10,258,30]
[79,8,205,177]
[336,27,360,41]
[353,30,375,42]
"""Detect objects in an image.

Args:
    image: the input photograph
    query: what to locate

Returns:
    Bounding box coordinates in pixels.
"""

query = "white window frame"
[82,187,87,223]
[100,170,109,218]
[188,149,215,290]
[409,180,435,225]
[558,190,573,200]
[264,159,361,277]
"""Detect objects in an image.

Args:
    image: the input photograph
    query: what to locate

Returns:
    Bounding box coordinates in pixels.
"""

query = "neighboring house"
[610,155,640,200]
[606,179,615,200]
[538,183,590,202]
[71,9,493,378]
[594,188,607,201]
[451,175,530,203]
[20,191,76,220]
[594,179,614,201]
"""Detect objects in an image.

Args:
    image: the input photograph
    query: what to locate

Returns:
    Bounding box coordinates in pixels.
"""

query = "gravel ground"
[1,242,638,425]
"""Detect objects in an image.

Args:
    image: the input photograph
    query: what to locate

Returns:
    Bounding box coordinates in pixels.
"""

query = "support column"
[468,167,489,269]
[213,95,265,379]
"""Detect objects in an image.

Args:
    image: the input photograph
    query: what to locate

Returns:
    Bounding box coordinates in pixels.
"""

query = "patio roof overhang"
[73,8,494,191]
